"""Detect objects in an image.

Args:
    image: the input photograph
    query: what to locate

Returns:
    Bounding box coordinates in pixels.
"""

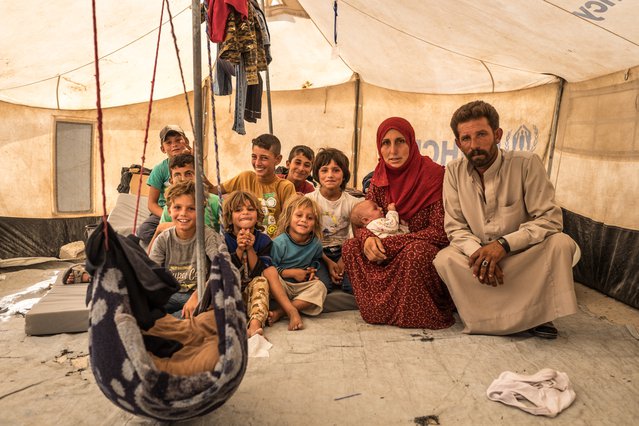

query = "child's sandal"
[64,264,91,284]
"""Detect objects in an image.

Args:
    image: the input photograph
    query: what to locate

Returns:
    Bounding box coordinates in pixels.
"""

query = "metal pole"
[260,0,273,134]
[192,0,207,300]
[546,77,565,177]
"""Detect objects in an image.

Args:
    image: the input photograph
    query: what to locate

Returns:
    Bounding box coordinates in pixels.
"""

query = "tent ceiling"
[0,0,637,109]
[299,0,639,93]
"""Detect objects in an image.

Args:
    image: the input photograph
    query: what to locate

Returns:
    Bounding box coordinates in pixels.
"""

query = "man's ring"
[481,260,489,267]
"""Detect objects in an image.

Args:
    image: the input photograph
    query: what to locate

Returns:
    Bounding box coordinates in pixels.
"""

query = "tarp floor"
[0,265,638,425]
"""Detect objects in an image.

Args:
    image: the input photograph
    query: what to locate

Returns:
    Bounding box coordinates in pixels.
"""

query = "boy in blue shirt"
[137,125,190,244]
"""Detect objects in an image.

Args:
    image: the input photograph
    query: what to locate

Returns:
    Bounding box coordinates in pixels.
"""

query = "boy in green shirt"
[148,153,220,251]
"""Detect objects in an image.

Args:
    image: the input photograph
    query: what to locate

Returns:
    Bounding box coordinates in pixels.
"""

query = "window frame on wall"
[53,119,95,215]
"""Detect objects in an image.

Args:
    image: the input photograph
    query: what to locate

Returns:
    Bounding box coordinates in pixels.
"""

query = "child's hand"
[388,203,397,211]
[306,267,317,281]
[327,260,343,283]
[242,229,255,249]
[236,229,253,250]
[287,268,310,282]
[333,258,346,283]
[182,292,199,319]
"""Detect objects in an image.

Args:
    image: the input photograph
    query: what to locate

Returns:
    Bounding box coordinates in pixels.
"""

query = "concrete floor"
[0,262,638,425]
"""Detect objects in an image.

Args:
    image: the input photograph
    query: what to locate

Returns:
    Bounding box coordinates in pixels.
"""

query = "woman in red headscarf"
[342,117,455,328]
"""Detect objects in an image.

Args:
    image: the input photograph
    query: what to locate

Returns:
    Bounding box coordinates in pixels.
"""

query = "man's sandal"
[528,322,558,339]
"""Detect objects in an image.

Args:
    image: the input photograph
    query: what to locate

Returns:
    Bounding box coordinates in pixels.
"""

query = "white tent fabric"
[300,0,639,93]
[0,0,351,109]
[1,1,637,109]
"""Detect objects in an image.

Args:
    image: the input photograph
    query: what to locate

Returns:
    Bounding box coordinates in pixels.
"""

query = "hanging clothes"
[251,0,272,65]
[233,59,248,135]
[244,73,262,123]
[215,0,272,133]
[214,57,235,96]
[207,0,248,43]
[219,7,259,85]
[244,0,270,123]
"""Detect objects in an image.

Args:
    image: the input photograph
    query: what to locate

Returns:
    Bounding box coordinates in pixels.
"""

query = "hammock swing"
[85,0,258,420]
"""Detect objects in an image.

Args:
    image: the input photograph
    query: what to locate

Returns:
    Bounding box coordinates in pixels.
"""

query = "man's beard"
[465,148,495,168]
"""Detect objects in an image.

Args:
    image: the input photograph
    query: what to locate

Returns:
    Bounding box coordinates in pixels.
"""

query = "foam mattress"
[25,282,89,336]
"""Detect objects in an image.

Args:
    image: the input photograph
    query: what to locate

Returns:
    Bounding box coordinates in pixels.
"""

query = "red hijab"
[371,117,444,220]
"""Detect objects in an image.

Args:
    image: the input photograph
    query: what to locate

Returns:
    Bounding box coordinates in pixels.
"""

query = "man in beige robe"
[433,100,578,338]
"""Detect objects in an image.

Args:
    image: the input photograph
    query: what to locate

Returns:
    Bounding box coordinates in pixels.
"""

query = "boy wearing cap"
[137,125,191,244]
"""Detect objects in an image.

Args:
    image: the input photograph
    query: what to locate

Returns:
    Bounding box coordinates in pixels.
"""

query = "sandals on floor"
[528,322,558,339]
[63,264,91,285]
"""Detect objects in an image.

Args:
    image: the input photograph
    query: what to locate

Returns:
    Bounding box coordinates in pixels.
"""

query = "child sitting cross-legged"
[306,148,362,294]
[149,179,226,319]
[269,195,328,330]
[222,190,278,337]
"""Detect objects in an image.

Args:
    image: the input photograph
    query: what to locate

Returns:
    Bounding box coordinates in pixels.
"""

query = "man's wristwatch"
[496,237,511,253]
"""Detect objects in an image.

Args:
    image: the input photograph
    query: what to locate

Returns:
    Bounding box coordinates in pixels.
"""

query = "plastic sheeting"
[0,216,99,259]
[563,209,639,310]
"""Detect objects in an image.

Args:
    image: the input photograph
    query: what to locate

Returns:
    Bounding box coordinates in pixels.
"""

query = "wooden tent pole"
[352,73,361,187]
[192,0,207,299]
[546,77,565,177]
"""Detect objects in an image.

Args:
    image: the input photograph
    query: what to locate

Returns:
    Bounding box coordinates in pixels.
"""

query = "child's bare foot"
[286,309,303,331]
[268,309,284,326]
[247,319,263,337]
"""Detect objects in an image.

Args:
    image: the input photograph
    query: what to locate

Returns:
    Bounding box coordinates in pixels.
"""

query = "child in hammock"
[149,179,227,318]
[268,195,327,330]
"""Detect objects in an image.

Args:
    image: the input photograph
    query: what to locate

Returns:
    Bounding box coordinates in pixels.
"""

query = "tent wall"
[552,66,639,309]
[0,79,559,219]
[0,96,194,218]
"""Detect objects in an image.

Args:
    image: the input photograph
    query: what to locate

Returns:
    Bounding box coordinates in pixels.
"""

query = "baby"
[350,200,409,238]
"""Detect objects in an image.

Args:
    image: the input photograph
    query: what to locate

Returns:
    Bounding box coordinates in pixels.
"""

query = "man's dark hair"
[287,145,315,162]
[169,153,194,170]
[450,100,500,139]
[313,148,351,191]
[252,134,282,156]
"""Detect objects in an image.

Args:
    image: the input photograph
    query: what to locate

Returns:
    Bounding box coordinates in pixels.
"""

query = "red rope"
[91,0,109,250]
[132,1,166,235]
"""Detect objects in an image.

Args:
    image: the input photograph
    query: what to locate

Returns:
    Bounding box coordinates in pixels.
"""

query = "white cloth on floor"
[486,368,576,417]
[248,334,272,357]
